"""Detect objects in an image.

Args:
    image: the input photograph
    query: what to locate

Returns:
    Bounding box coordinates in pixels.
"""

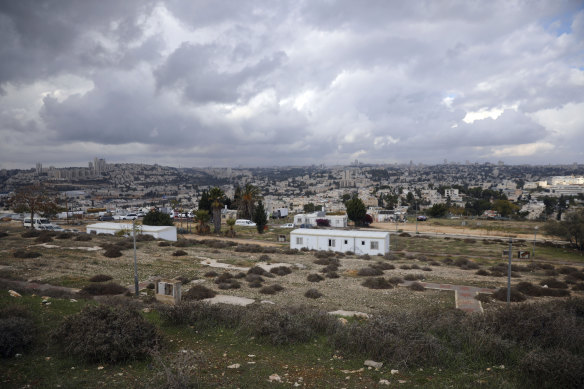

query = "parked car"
[417,215,427,221]
[281,223,295,228]
[122,213,139,220]
[98,214,114,221]
[235,219,256,227]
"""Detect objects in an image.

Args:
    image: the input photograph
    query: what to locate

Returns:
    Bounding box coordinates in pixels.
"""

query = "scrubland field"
[1,220,583,388]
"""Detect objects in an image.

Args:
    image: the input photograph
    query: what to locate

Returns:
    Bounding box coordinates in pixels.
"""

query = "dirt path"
[179,233,283,247]
[370,222,542,240]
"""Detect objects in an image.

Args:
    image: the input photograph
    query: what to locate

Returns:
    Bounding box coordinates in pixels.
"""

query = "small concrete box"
[155,279,182,305]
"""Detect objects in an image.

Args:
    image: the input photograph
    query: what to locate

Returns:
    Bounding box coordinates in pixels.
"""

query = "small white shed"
[86,222,177,241]
[290,229,390,255]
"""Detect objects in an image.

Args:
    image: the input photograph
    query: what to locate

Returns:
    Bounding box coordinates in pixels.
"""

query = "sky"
[1,0,583,169]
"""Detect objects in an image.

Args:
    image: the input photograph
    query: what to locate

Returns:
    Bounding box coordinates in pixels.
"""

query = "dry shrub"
[270,266,292,276]
[476,269,489,276]
[233,272,246,279]
[80,282,128,296]
[259,254,271,261]
[559,266,579,275]
[519,348,584,388]
[173,239,192,247]
[360,254,371,260]
[314,257,340,266]
[51,304,161,363]
[234,244,263,253]
[399,232,411,237]
[217,281,241,290]
[240,305,338,345]
[371,262,395,270]
[89,274,113,282]
[75,234,92,241]
[409,282,425,291]
[214,273,233,283]
[517,282,570,297]
[248,281,263,288]
[136,234,155,242]
[21,230,41,238]
[491,287,526,302]
[442,257,454,265]
[362,277,393,289]
[544,269,559,276]
[540,278,568,289]
[320,264,339,273]
[430,261,441,266]
[572,283,584,291]
[0,305,36,358]
[204,271,218,278]
[404,274,424,281]
[35,233,53,243]
[325,271,340,279]
[259,284,284,294]
[400,265,411,270]
[248,266,274,278]
[158,241,171,247]
[304,289,323,299]
[159,301,245,328]
[103,247,122,258]
[13,250,42,259]
[464,238,476,244]
[314,251,335,259]
[357,267,383,276]
[383,253,399,260]
[307,274,324,282]
[388,276,404,285]
[56,232,72,240]
[283,249,298,255]
[172,250,188,257]
[410,264,420,270]
[245,274,264,283]
[0,231,8,238]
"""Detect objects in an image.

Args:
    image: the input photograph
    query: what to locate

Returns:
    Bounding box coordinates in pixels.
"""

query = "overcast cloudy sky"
[1,1,583,169]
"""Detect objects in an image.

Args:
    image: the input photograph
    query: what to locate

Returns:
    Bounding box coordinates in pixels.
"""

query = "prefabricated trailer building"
[290,229,390,255]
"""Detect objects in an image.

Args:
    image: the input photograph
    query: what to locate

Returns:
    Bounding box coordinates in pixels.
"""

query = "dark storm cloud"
[0,0,583,168]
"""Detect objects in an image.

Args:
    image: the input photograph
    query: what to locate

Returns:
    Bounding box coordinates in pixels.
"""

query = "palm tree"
[238,184,260,220]
[209,187,225,234]
[195,210,210,235]
[226,217,236,237]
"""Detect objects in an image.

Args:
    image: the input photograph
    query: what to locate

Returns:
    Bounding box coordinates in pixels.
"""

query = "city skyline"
[1,1,583,169]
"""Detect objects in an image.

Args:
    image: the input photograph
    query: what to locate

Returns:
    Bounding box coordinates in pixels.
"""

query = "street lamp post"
[132,219,139,296]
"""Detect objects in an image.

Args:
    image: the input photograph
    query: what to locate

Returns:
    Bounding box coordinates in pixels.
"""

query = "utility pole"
[532,226,538,260]
[507,237,512,306]
[133,219,139,296]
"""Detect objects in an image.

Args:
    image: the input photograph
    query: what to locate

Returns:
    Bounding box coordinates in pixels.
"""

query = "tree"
[195,210,210,235]
[10,185,59,224]
[345,196,367,226]
[198,190,211,213]
[253,200,267,234]
[544,209,584,252]
[142,210,174,226]
[238,184,259,220]
[492,199,519,218]
[304,203,316,213]
[226,218,236,237]
[208,187,225,234]
[427,203,448,218]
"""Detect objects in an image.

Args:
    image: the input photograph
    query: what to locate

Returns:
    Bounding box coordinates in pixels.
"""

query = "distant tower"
[35,163,42,175]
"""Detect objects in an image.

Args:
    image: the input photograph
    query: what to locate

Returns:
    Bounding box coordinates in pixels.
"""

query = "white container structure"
[86,222,177,241]
[290,229,390,255]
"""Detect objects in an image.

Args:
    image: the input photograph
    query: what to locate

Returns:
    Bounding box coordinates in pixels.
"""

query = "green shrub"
[183,285,216,301]
[519,348,584,388]
[159,301,245,328]
[51,304,161,363]
[0,305,35,358]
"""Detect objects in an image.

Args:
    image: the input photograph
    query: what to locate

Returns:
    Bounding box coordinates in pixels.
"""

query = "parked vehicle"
[417,215,427,221]
[23,217,52,229]
[235,219,256,227]
[281,223,295,228]
[98,214,114,221]
[122,213,139,220]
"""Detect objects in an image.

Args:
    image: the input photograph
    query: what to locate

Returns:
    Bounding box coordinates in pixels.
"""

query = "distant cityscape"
[1,158,583,222]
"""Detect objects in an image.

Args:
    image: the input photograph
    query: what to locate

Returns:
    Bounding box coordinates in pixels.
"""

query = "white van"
[235,219,256,227]
[23,217,52,229]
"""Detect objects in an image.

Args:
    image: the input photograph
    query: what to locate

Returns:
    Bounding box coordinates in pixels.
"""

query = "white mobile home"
[293,212,348,228]
[86,222,177,241]
[290,229,390,255]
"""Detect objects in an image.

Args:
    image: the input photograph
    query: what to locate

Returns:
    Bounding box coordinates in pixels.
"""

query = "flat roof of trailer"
[290,228,389,239]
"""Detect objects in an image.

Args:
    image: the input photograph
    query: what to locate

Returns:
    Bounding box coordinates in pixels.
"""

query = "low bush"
[51,304,161,363]
[357,267,383,276]
[410,264,420,270]
[399,232,411,237]
[259,254,271,261]
[404,274,424,281]
[304,289,323,299]
[240,305,338,345]
[559,266,579,275]
[89,274,113,282]
[0,231,8,238]
[320,264,339,273]
[233,272,246,279]
[430,261,441,266]
[35,234,53,243]
[172,250,188,257]
[175,276,191,284]
[248,266,273,277]
[159,301,245,328]
[0,306,36,358]
[476,269,489,276]
[217,281,241,290]
[360,254,371,260]
[371,262,394,270]
[540,278,568,289]
[314,251,335,259]
[362,277,393,289]
[383,253,399,260]
[314,257,340,266]
[136,234,155,242]
[158,241,171,247]
[572,283,584,291]
[56,232,72,239]
[325,271,340,279]
[400,265,411,270]
[214,273,233,284]
[491,287,526,302]
[248,281,263,288]
[270,266,292,276]
[421,266,432,272]
[519,348,584,388]
[245,274,264,283]
[75,234,92,241]
[409,282,425,291]
[307,274,324,282]
[388,276,404,285]
[204,271,218,278]
[21,230,41,238]
[103,248,122,258]
[13,250,42,259]
[80,282,128,296]
[259,284,284,294]
[234,244,263,253]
